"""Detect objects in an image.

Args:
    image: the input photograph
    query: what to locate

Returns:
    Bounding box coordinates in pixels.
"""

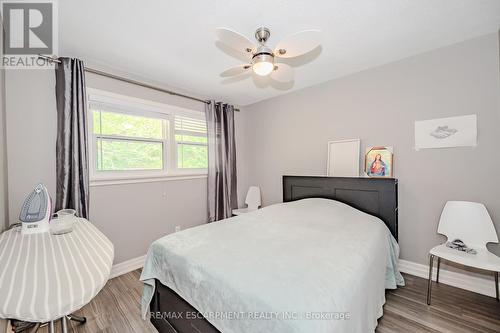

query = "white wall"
[5,69,57,225]
[0,27,7,233]
[3,68,244,264]
[239,33,500,267]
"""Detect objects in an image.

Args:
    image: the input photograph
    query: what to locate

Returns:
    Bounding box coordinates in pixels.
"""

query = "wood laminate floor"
[29,271,500,333]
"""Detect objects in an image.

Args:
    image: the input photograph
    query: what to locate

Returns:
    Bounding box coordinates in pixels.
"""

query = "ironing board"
[0,218,114,332]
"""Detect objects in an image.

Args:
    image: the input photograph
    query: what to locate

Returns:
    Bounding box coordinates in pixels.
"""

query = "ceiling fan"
[216,27,321,82]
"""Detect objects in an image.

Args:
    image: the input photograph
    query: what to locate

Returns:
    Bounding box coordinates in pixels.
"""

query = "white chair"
[232,186,261,216]
[427,201,500,305]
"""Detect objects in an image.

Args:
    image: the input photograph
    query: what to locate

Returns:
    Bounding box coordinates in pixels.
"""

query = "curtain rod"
[38,55,240,112]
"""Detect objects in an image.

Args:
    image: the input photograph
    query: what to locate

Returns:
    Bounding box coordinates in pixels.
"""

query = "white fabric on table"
[0,218,114,322]
[141,198,404,333]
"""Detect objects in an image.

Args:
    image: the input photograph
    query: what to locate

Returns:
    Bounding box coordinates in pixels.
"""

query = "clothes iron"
[19,183,52,235]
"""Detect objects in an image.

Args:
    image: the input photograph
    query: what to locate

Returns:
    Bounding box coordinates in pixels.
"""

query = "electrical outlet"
[175,225,181,233]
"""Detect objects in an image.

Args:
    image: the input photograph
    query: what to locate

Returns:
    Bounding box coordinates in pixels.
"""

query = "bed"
[140,176,404,333]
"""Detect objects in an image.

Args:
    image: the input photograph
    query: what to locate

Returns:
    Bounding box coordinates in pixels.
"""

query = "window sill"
[89,174,208,187]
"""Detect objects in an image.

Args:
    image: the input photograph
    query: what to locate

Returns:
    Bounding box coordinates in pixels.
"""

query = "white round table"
[0,218,114,332]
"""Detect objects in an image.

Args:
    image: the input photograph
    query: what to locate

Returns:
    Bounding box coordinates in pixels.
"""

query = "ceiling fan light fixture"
[252,53,274,76]
[217,27,320,82]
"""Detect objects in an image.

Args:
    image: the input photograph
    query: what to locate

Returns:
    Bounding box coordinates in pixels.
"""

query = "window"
[93,110,166,171]
[88,90,208,183]
[175,115,208,169]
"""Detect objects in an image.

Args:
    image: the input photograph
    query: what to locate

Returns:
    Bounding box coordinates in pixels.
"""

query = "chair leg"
[67,314,86,324]
[427,254,434,305]
[436,257,441,284]
[28,323,40,333]
[61,316,67,333]
[495,272,499,302]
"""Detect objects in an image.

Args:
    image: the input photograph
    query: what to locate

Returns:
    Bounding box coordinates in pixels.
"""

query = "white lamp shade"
[252,61,274,76]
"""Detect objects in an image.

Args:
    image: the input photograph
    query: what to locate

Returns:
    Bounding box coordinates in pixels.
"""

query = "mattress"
[141,198,404,333]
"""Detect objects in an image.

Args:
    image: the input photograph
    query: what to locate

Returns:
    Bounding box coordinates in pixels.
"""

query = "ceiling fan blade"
[270,63,294,82]
[274,29,321,58]
[220,64,251,77]
[216,28,255,55]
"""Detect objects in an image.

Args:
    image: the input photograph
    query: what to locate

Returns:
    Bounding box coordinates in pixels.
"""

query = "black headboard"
[283,176,398,241]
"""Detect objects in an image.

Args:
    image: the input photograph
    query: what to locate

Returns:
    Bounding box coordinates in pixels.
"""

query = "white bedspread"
[141,198,404,333]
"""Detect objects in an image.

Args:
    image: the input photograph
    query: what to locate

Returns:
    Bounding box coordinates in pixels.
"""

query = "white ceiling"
[59,0,500,106]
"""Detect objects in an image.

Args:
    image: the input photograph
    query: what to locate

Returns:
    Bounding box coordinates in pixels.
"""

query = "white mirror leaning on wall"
[327,139,360,177]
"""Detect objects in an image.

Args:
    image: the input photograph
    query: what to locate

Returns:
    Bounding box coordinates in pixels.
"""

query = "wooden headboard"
[282,176,399,241]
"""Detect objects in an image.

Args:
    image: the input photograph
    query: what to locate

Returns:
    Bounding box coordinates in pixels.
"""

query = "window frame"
[87,88,208,185]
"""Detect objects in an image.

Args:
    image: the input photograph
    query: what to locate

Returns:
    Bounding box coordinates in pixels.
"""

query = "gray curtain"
[206,101,238,222]
[55,58,89,218]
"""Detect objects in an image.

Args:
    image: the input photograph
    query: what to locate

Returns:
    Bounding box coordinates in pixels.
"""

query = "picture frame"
[327,139,360,177]
[414,114,477,150]
[364,146,393,178]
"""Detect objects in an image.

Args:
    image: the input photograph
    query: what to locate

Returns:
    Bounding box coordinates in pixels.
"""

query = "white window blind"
[175,115,207,135]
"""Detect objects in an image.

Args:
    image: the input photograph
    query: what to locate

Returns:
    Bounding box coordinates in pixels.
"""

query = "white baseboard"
[108,255,498,298]
[398,259,498,298]
[110,255,146,279]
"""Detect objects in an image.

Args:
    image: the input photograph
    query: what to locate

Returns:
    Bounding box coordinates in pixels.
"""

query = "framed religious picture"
[364,146,393,178]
